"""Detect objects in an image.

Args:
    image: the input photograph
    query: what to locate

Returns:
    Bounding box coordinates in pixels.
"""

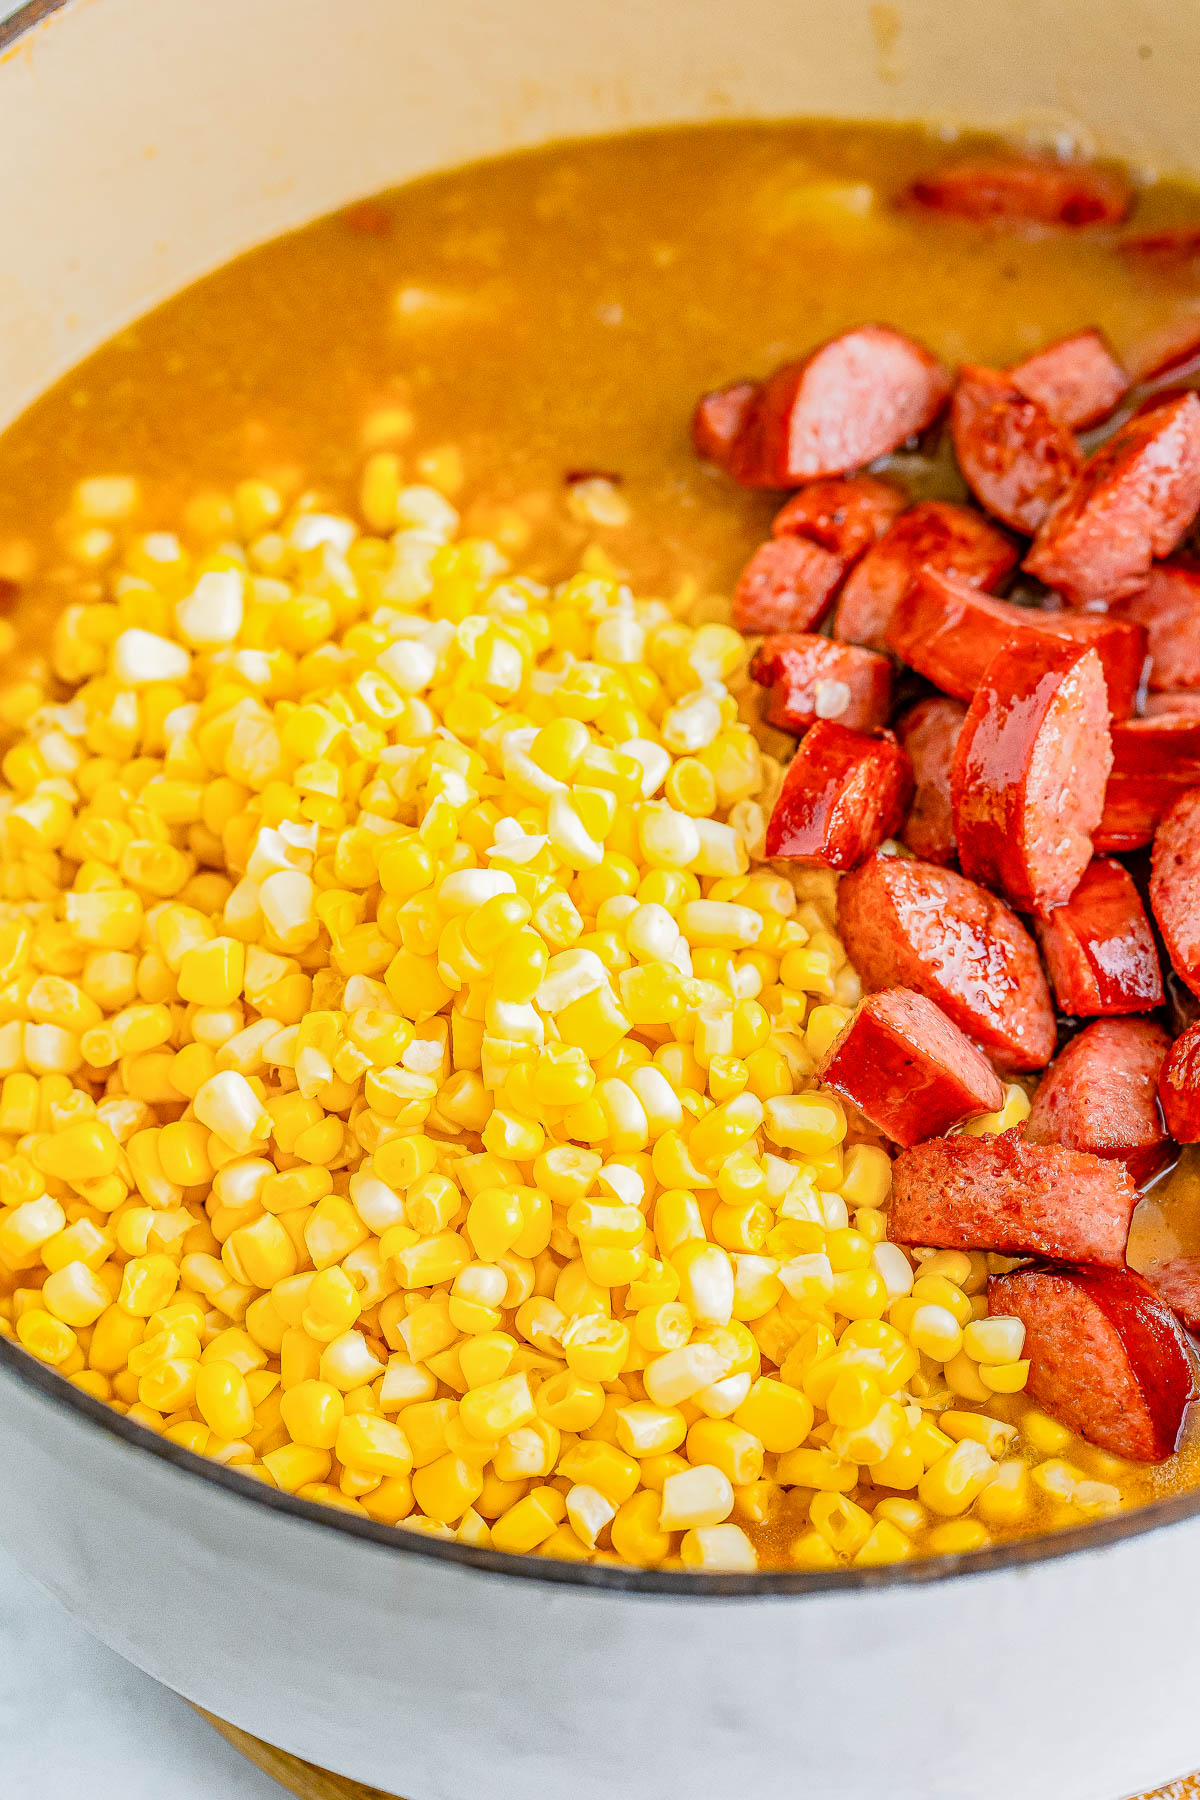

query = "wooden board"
[198,1712,1200,1800]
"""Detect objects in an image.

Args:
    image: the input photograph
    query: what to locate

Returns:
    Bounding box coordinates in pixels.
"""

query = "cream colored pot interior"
[2,0,1200,438]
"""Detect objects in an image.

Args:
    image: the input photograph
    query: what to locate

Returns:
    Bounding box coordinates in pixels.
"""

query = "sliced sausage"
[836,854,1056,1071]
[732,537,845,634]
[889,1128,1139,1266]
[1097,716,1200,851]
[1151,787,1200,1001]
[750,634,892,736]
[1159,1022,1200,1143]
[820,987,1003,1148]
[895,697,966,866]
[951,639,1113,915]
[1008,329,1129,430]
[906,156,1132,228]
[1034,857,1163,1016]
[771,474,907,561]
[1144,1258,1200,1331]
[1024,392,1200,607]
[950,365,1081,534]
[988,1264,1195,1463]
[1119,562,1200,692]
[764,722,912,871]
[833,501,1017,651]
[692,380,758,469]
[1025,1018,1173,1185]
[888,567,1147,720]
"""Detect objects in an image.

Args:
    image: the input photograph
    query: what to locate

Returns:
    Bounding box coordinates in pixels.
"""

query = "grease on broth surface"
[3,119,1200,1563]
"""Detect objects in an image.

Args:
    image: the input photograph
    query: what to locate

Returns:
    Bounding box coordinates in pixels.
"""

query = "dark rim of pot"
[4,0,1200,1600]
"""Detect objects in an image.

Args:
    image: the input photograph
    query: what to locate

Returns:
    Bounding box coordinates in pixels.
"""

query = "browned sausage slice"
[732,537,845,634]
[750,634,893,736]
[770,474,907,559]
[1025,1018,1174,1184]
[692,380,758,469]
[1151,788,1200,1002]
[1024,393,1200,606]
[832,501,1017,651]
[889,1128,1139,1266]
[951,639,1113,915]
[820,987,1003,1148]
[1160,1022,1200,1143]
[837,854,1056,1071]
[988,1264,1195,1462]
[1119,561,1200,692]
[906,156,1133,227]
[1034,857,1163,1016]
[726,326,950,488]
[950,366,1081,533]
[888,568,1147,720]
[895,697,966,867]
[1095,716,1200,851]
[764,723,912,871]
[1144,1258,1200,1331]
[1008,329,1129,429]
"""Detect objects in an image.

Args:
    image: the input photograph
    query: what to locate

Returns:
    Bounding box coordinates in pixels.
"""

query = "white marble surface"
[0,1544,288,1798]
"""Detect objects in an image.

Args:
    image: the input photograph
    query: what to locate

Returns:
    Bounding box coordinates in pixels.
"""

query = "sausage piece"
[1024,393,1200,607]
[750,634,893,736]
[895,697,966,866]
[1034,857,1163,1016]
[771,474,907,559]
[1095,716,1200,851]
[889,1128,1139,1266]
[692,380,758,469]
[1008,329,1129,430]
[1025,1018,1174,1185]
[950,366,1081,534]
[1144,1258,1200,1331]
[989,1265,1195,1462]
[1119,562,1200,692]
[1151,788,1200,1002]
[1159,1022,1200,1143]
[906,156,1133,228]
[888,568,1147,721]
[833,501,1017,651]
[725,326,950,488]
[819,987,1003,1148]
[951,640,1113,915]
[764,723,912,870]
[732,537,846,634]
[837,854,1056,1071]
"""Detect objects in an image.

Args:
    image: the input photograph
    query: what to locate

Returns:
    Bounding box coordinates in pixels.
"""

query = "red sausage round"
[770,474,906,559]
[1119,561,1200,692]
[832,501,1017,651]
[889,1128,1139,1267]
[895,696,966,867]
[988,1264,1195,1463]
[1008,328,1128,430]
[750,633,893,737]
[1024,392,1200,607]
[887,568,1147,720]
[907,155,1132,228]
[692,380,758,469]
[951,639,1113,915]
[1095,716,1200,851]
[732,537,845,635]
[819,987,1003,1148]
[950,365,1081,534]
[1034,857,1163,1016]
[1160,1022,1200,1144]
[1151,788,1200,1002]
[1024,1017,1174,1185]
[836,854,1056,1071]
[764,722,912,871]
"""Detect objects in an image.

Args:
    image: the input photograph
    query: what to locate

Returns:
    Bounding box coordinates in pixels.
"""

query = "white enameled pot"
[2,3,1200,1796]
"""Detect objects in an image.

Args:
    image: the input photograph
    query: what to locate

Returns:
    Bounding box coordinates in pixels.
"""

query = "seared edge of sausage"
[1159,1021,1200,1144]
[819,986,1003,1147]
[764,722,912,871]
[1151,787,1200,1003]
[1034,856,1163,1016]
[1024,1017,1173,1185]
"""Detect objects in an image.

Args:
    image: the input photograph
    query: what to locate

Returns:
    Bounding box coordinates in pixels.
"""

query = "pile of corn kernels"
[0,458,1129,1570]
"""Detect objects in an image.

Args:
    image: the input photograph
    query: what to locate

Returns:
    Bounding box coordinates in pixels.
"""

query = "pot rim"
[5,0,1200,1603]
